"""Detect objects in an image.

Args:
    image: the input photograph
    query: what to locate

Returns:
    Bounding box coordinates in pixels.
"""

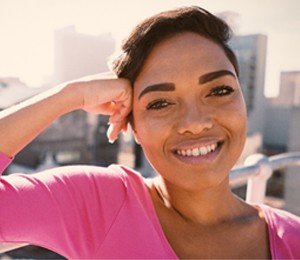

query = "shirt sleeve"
[262,204,300,259]
[0,164,127,258]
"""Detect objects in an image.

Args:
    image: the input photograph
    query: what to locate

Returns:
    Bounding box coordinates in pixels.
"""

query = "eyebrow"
[138,70,236,100]
[138,83,175,100]
[198,70,236,84]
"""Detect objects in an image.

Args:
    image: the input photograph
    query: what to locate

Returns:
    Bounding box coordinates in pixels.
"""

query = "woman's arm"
[0,73,132,257]
[0,73,132,157]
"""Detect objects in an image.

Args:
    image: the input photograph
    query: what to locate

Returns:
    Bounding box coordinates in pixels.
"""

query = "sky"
[0,0,300,97]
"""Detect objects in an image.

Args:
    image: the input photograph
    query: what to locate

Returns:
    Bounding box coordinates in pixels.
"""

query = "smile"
[172,141,223,165]
[175,143,218,157]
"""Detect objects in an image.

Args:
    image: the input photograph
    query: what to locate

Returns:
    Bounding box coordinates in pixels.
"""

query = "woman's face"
[132,32,247,191]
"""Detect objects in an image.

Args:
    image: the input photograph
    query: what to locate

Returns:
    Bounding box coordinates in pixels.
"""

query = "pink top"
[1,152,300,259]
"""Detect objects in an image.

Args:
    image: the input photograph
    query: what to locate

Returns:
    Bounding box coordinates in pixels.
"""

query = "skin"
[132,32,271,258]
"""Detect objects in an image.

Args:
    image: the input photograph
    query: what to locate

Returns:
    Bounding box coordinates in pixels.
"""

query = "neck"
[153,176,249,226]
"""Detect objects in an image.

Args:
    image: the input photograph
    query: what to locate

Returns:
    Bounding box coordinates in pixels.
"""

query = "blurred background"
[1,0,300,258]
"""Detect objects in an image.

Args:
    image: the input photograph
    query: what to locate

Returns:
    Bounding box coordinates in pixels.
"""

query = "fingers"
[106,100,132,143]
[108,98,132,123]
[79,76,132,143]
[106,119,128,144]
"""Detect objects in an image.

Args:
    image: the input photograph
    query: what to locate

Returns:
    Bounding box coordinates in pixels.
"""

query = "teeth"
[176,143,219,157]
[192,148,199,156]
[200,147,207,155]
[211,144,216,151]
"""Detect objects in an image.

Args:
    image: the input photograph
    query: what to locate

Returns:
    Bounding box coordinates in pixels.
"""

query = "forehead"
[134,32,235,89]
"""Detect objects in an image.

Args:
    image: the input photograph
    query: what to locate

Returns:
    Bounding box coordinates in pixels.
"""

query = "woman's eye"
[207,85,235,97]
[146,99,171,110]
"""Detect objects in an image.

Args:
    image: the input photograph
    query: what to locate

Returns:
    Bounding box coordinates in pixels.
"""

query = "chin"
[154,164,230,192]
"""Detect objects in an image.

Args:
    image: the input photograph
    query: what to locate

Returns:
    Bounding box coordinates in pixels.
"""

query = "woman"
[0,6,299,259]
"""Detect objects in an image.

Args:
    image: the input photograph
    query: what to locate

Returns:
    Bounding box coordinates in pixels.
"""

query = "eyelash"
[146,85,234,110]
[207,85,235,97]
[146,99,172,110]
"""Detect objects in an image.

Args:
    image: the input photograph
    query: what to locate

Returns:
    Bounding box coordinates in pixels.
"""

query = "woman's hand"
[65,72,133,143]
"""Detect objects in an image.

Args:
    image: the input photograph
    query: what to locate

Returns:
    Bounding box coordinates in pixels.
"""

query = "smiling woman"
[0,6,300,259]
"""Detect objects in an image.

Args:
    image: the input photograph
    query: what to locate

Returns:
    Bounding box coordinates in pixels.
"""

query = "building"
[0,77,92,168]
[54,26,115,84]
[2,27,119,170]
[270,71,300,107]
[52,26,119,166]
[229,34,268,136]
[263,71,300,215]
[264,71,300,151]
[0,77,46,110]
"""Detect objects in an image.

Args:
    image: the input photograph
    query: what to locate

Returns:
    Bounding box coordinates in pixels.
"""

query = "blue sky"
[0,0,299,96]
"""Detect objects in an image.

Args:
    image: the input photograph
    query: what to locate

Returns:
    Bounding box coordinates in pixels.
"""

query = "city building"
[54,26,115,84]
[229,34,268,135]
[0,77,46,110]
[264,71,300,151]
[0,77,92,168]
[270,71,300,107]
[2,27,118,171]
[263,71,300,215]
[52,26,119,166]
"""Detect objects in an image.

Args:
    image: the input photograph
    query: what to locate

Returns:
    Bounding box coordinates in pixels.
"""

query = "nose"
[177,104,214,135]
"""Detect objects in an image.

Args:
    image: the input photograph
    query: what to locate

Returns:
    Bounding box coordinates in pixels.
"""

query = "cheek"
[214,95,247,147]
[234,97,247,132]
[227,105,246,131]
[132,106,176,153]
[222,94,247,127]
[133,114,171,171]
[223,98,247,148]
[134,113,170,143]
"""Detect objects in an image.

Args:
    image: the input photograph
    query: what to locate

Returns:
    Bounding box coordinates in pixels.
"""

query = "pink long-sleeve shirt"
[1,152,300,259]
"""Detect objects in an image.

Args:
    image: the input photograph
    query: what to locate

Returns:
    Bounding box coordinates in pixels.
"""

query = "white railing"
[230,152,300,204]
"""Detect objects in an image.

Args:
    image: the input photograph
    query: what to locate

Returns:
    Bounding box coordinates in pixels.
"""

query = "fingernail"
[107,124,116,144]
[106,124,113,138]
[108,138,115,144]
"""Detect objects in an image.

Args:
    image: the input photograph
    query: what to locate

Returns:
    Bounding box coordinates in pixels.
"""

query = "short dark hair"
[111,6,239,84]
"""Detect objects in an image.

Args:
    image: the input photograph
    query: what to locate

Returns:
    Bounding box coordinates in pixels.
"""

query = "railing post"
[244,154,273,204]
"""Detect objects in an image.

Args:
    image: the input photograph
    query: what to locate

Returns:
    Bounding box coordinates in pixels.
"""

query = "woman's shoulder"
[43,164,149,198]
[260,204,300,229]
[2,160,147,195]
[2,164,134,203]
[108,164,151,192]
[259,204,300,258]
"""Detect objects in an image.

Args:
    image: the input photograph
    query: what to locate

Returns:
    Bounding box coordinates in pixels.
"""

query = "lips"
[171,139,224,165]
